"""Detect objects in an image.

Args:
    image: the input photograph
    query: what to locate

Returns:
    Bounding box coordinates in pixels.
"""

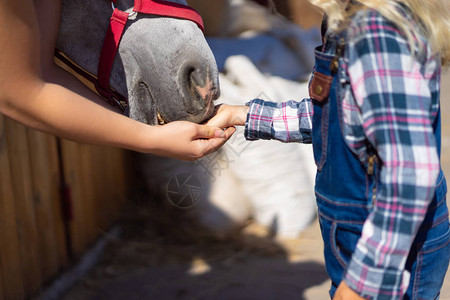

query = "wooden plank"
[0,117,127,298]
[92,146,110,230]
[4,118,42,296]
[109,148,127,215]
[78,144,97,244]
[0,254,4,300]
[81,145,126,239]
[60,141,128,257]
[108,148,127,200]
[94,146,127,230]
[0,115,25,299]
[26,130,63,282]
[49,138,69,268]
[60,139,89,256]
[89,146,105,232]
[96,147,116,229]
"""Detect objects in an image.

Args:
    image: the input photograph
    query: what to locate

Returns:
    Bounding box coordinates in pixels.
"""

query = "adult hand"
[206,104,249,128]
[333,281,366,300]
[150,121,236,161]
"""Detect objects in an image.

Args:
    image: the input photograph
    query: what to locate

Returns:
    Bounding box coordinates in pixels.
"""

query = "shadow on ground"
[61,197,329,300]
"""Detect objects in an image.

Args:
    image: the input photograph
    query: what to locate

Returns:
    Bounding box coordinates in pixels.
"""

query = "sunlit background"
[1,1,449,299]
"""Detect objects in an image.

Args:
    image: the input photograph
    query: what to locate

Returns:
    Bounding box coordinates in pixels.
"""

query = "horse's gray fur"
[57,0,220,125]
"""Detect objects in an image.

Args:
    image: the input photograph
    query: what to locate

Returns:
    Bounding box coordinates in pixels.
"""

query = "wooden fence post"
[0,115,128,298]
[0,115,25,299]
[27,131,68,282]
[3,118,42,296]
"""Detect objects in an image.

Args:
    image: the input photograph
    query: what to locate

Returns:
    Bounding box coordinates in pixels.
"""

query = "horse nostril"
[187,68,209,100]
[188,67,217,101]
[180,63,218,116]
[186,67,195,86]
[188,68,205,89]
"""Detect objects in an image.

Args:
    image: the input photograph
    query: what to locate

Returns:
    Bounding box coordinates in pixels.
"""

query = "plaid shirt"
[244,7,443,299]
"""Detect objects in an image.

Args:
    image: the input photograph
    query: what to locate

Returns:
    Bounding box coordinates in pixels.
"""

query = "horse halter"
[93,0,205,111]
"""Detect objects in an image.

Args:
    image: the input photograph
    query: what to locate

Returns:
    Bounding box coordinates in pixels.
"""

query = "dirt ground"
[60,70,450,300]
[60,204,328,300]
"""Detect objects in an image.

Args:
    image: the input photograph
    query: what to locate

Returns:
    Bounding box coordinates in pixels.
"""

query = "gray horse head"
[57,0,219,125]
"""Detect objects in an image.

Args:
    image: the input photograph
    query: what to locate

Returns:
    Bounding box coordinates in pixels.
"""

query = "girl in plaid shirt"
[208,0,450,299]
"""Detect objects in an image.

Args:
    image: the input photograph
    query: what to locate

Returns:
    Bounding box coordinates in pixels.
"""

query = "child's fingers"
[205,104,230,128]
[205,115,226,128]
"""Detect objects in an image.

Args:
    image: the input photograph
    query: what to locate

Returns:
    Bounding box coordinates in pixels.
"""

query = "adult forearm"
[1,80,236,159]
[1,81,154,152]
[43,60,123,114]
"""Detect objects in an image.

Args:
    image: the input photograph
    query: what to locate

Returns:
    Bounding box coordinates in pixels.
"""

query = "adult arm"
[35,0,123,112]
[0,0,233,161]
[341,10,440,299]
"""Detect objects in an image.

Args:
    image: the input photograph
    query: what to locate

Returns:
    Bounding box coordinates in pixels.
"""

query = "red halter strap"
[95,0,204,111]
[134,0,204,31]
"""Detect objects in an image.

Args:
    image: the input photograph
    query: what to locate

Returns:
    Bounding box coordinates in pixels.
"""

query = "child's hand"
[206,104,249,128]
[149,121,236,161]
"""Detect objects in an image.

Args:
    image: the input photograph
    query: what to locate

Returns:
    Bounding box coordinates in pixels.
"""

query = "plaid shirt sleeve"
[244,98,313,143]
[343,11,441,299]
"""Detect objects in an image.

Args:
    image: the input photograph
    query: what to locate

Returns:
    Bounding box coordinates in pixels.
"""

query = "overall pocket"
[319,216,364,287]
[331,221,363,268]
[408,210,450,299]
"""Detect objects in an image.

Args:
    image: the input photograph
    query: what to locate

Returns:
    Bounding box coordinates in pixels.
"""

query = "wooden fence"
[0,114,128,300]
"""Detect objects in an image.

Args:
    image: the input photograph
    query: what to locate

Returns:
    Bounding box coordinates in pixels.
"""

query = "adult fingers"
[199,126,236,156]
[195,124,228,139]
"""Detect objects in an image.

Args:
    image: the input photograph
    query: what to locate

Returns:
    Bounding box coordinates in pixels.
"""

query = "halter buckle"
[111,2,137,18]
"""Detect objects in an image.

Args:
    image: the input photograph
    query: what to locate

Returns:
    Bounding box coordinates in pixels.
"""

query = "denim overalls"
[311,40,450,299]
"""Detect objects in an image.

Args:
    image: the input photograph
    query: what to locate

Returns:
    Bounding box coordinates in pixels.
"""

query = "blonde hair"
[308,0,450,66]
